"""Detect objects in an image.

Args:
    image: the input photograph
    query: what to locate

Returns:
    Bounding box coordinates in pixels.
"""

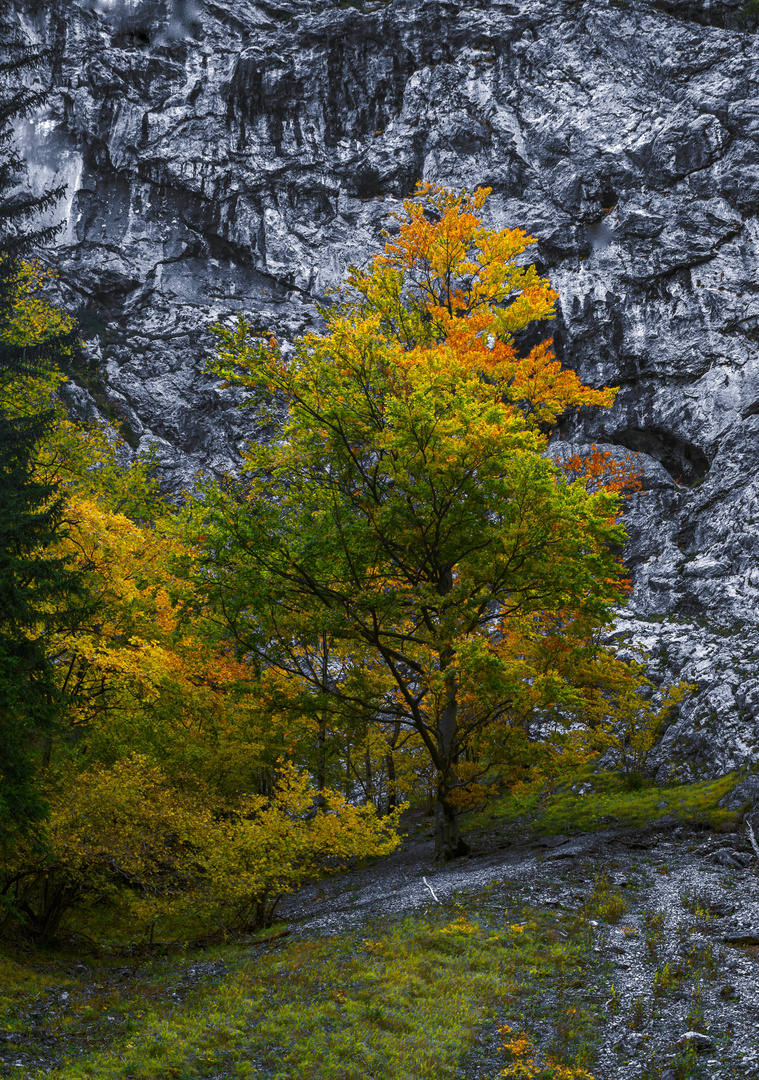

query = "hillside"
[3,785,759,1079]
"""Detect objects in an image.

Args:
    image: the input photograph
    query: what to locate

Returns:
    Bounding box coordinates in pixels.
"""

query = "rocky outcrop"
[12,0,759,778]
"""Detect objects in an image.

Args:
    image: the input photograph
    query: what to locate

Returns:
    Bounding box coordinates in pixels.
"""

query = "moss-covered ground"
[465,770,740,842]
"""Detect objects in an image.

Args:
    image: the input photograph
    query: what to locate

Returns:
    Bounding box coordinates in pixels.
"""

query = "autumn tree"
[0,295,405,939]
[0,471,407,940]
[196,183,631,860]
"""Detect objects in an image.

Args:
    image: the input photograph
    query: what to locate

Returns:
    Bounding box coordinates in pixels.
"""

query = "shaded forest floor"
[2,775,759,1080]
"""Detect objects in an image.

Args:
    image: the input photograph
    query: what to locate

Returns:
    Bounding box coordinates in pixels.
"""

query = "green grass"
[3,769,747,1079]
[584,873,629,925]
[465,770,740,840]
[0,886,609,1080]
[0,950,69,1029]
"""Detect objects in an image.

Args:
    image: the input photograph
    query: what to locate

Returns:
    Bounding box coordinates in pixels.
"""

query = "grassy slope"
[2,901,602,1080]
[466,770,740,841]
[0,772,743,1080]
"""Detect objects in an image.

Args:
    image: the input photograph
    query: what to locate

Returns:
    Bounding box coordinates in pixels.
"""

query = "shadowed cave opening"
[645,0,752,30]
[607,427,710,486]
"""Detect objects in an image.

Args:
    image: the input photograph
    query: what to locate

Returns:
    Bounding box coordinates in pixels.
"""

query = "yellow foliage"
[440,916,478,936]
[599,681,695,778]
[41,756,402,932]
[0,260,406,942]
[0,260,76,354]
[498,1024,594,1080]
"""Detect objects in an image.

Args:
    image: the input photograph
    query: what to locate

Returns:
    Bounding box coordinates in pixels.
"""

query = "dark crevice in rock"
[109,0,192,50]
[632,228,744,286]
[646,0,752,30]
[607,427,711,486]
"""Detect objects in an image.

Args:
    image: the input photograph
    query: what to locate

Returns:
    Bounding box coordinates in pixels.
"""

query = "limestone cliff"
[13,0,759,778]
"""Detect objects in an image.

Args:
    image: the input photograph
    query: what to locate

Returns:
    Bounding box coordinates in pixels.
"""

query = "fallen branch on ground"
[746,819,759,863]
[422,876,442,905]
[250,929,291,947]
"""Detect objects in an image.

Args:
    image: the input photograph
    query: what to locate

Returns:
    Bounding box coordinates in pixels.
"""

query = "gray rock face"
[12,0,759,777]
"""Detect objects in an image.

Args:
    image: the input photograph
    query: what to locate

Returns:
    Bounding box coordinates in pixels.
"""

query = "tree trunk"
[385,720,401,814]
[316,715,327,807]
[435,783,469,860]
[434,643,469,860]
[385,751,397,814]
[316,636,328,806]
[364,743,374,807]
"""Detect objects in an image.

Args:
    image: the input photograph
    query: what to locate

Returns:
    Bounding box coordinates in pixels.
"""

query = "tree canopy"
[198,183,632,859]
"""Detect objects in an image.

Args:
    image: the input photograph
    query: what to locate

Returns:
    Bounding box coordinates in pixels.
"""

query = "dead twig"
[250,929,291,947]
[422,876,442,905]
[746,819,759,863]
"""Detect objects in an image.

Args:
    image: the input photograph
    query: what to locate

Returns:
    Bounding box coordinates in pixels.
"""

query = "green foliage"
[741,0,759,26]
[0,258,161,875]
[685,981,706,1031]
[585,874,628,925]
[0,411,65,835]
[628,995,647,1031]
[652,961,682,998]
[465,770,740,840]
[642,910,665,960]
[0,10,77,851]
[197,182,630,860]
[671,1044,699,1080]
[0,267,82,848]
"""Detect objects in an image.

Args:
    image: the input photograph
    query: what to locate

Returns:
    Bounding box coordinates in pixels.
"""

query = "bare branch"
[422,876,442,906]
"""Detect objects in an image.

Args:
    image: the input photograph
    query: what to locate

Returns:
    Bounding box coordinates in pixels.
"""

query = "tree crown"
[201,183,630,858]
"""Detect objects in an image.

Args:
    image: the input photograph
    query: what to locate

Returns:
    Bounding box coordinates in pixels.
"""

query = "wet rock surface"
[10,0,759,775]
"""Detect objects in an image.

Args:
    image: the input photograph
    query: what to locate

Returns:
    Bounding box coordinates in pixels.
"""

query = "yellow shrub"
[498,1024,594,1080]
[11,756,403,938]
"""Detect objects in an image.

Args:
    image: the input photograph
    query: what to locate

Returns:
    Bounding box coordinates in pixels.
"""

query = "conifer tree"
[0,3,76,843]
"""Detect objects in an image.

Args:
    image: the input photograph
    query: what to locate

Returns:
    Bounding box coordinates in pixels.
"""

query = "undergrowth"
[0,889,607,1080]
[1,770,748,1079]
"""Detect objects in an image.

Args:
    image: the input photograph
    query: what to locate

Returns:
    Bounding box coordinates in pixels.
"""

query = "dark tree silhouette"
[0,2,77,844]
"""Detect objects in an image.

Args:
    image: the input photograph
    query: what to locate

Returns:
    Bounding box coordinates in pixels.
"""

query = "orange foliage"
[339,181,617,426]
[562,445,643,497]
